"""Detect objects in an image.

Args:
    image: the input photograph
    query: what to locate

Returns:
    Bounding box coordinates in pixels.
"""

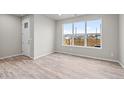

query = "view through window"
[74,22,85,46]
[63,19,102,48]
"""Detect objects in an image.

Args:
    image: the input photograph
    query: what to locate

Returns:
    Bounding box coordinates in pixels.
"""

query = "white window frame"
[62,19,102,49]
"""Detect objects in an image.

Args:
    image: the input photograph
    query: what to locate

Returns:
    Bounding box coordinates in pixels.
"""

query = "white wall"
[119,14,124,65]
[0,15,22,58]
[55,14,119,61]
[34,15,55,59]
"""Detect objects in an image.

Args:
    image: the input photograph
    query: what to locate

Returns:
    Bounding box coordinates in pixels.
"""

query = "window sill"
[62,45,102,49]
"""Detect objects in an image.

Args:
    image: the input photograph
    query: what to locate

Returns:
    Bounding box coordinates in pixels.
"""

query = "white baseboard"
[1,51,123,68]
[33,52,54,60]
[118,61,124,68]
[55,50,119,63]
[0,53,22,60]
[0,52,54,60]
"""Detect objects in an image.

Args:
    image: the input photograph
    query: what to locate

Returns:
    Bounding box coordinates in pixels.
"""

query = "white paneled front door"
[22,18,31,57]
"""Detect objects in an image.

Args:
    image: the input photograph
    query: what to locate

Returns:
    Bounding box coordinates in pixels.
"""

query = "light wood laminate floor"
[0,53,124,79]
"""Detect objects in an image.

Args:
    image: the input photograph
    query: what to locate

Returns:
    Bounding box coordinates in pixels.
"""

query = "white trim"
[0,54,22,60]
[0,51,123,68]
[118,61,124,68]
[55,50,119,63]
[62,45,102,49]
[33,52,54,60]
[85,21,87,47]
[21,53,32,58]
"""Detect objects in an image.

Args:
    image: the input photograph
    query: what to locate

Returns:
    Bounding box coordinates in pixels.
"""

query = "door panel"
[22,18,30,57]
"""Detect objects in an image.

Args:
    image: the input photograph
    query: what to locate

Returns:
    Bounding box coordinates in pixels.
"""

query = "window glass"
[63,23,73,45]
[87,20,102,48]
[74,21,85,46]
[24,22,28,28]
[63,19,102,48]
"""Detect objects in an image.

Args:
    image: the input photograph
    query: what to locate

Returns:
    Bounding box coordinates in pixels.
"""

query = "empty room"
[0,14,124,79]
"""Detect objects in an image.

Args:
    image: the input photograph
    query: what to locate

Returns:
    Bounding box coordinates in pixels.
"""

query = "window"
[24,22,28,28]
[87,20,102,47]
[63,23,73,45]
[63,19,102,48]
[74,22,85,46]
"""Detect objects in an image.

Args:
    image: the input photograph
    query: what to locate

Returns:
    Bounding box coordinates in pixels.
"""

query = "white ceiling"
[14,14,84,20]
[44,14,83,20]
[14,14,29,17]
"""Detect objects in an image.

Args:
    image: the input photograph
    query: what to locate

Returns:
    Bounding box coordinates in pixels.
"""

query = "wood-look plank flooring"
[0,53,124,79]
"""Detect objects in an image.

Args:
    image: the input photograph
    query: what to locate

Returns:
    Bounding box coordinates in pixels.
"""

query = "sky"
[64,20,101,34]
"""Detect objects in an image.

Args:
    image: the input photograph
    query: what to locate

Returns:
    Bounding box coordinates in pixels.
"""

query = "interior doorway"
[22,17,31,57]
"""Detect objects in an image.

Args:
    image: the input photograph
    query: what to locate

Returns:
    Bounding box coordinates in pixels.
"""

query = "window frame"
[62,18,102,49]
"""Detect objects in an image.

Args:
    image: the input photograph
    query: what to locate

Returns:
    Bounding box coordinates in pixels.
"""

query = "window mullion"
[85,21,87,47]
[72,23,74,46]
